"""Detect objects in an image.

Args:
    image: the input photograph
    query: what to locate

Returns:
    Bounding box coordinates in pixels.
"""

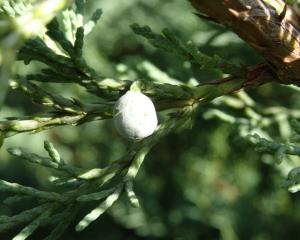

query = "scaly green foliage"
[131,24,244,76]
[0,1,213,239]
[0,0,72,108]
[249,120,300,194]
[1,0,300,239]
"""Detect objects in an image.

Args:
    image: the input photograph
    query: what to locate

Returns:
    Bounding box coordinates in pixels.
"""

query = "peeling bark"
[190,0,300,85]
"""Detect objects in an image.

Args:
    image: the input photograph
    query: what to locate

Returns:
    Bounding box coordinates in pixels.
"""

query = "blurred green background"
[1,0,300,239]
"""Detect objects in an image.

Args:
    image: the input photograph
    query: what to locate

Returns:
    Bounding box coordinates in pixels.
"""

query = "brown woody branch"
[190,0,300,85]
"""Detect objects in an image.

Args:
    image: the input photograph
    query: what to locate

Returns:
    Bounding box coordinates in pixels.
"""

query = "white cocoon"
[113,91,158,140]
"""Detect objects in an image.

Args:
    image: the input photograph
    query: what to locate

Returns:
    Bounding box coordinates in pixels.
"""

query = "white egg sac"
[113,91,158,140]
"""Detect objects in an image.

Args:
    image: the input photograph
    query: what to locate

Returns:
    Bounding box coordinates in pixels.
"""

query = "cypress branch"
[0,204,50,233]
[12,207,53,240]
[0,180,63,202]
[75,184,123,232]
[84,8,102,35]
[125,181,140,208]
[131,23,244,76]
[2,0,298,239]
[7,146,83,176]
